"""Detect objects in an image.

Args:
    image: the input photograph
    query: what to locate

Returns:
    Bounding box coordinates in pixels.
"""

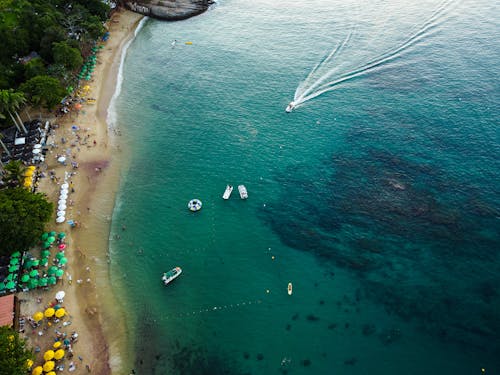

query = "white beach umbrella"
[58,203,67,211]
[60,192,68,200]
[32,148,41,154]
[55,291,65,301]
[58,199,67,206]
[60,187,69,194]
[57,156,66,163]
[34,144,42,149]
[57,210,66,217]
[56,216,65,223]
[61,183,69,189]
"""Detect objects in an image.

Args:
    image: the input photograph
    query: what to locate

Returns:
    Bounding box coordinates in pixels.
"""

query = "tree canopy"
[0,326,34,375]
[53,41,83,70]
[20,75,66,110]
[0,187,53,256]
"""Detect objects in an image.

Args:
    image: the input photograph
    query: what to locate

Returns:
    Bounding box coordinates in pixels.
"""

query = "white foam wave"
[107,16,149,130]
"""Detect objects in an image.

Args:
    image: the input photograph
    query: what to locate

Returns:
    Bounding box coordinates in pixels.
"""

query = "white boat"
[285,101,296,113]
[188,199,202,212]
[222,185,233,200]
[238,185,248,199]
[162,267,182,285]
[288,282,293,295]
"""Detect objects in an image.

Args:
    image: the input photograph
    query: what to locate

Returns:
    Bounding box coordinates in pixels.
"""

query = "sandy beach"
[20,9,144,375]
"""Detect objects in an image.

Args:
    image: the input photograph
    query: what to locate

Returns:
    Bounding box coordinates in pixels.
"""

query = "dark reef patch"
[260,146,500,356]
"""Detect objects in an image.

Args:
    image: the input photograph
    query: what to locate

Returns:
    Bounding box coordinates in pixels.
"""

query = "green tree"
[19,75,65,110]
[52,41,83,70]
[0,89,27,134]
[0,326,34,375]
[0,187,53,255]
[24,58,46,80]
[2,160,27,188]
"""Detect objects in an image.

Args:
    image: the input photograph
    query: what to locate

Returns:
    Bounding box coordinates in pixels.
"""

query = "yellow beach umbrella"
[55,308,65,318]
[53,341,62,349]
[26,359,34,369]
[28,165,36,170]
[24,169,34,177]
[54,349,65,360]
[46,372,56,375]
[43,361,55,372]
[32,366,43,375]
[43,350,54,361]
[33,311,44,322]
[44,308,55,318]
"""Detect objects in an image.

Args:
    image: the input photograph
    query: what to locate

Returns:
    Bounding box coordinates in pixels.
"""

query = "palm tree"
[3,160,27,187]
[0,89,28,134]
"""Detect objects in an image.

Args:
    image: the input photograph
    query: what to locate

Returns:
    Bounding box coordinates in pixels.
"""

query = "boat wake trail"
[289,0,457,111]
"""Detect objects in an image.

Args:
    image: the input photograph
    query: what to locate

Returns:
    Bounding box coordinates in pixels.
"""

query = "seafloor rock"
[125,0,214,21]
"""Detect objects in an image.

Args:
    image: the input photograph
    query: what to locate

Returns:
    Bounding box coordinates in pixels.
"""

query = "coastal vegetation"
[0,186,53,256]
[0,0,111,126]
[0,326,34,375]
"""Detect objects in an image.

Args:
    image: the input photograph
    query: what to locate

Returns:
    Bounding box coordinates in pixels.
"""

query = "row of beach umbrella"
[56,183,69,223]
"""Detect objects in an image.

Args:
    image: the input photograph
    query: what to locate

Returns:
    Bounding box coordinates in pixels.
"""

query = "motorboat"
[285,101,296,113]
[162,267,182,285]
[238,185,248,199]
[222,185,233,200]
[288,282,293,295]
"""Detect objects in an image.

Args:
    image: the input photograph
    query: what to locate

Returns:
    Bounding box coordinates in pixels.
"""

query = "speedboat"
[238,185,248,199]
[222,185,233,200]
[162,267,182,285]
[285,101,296,113]
[288,282,293,295]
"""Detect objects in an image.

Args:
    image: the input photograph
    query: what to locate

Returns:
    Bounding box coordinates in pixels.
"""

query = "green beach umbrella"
[48,266,58,275]
[55,269,64,278]
[0,282,4,291]
[21,274,30,283]
[41,232,49,241]
[29,270,39,278]
[41,258,49,267]
[6,281,16,290]
[9,265,19,272]
[9,258,19,265]
[49,231,56,237]
[47,236,56,244]
[43,242,51,249]
[59,257,68,265]
[39,278,48,287]
[48,276,57,285]
[56,252,65,260]
[6,274,14,281]
[23,260,33,269]
[58,232,66,239]
[28,278,38,289]
[11,251,21,258]
[32,259,40,267]
[41,250,50,258]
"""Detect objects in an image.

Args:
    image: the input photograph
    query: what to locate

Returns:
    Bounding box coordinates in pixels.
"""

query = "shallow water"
[109,0,500,373]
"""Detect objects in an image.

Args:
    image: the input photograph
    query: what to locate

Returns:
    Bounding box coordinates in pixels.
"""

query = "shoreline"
[21,9,144,375]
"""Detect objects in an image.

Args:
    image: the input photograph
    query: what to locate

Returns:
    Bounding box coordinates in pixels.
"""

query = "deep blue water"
[108,0,499,374]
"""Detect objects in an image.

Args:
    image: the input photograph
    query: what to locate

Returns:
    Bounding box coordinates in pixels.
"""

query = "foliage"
[20,75,65,110]
[0,326,34,375]
[0,187,53,255]
[23,58,46,80]
[0,89,26,121]
[2,160,26,187]
[52,41,83,70]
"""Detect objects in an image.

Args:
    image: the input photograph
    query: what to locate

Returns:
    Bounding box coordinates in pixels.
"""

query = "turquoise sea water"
[109,0,499,374]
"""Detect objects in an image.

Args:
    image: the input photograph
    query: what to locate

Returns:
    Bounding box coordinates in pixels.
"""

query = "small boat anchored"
[238,185,248,199]
[222,185,233,200]
[162,267,182,285]
[285,101,296,113]
[288,282,293,295]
